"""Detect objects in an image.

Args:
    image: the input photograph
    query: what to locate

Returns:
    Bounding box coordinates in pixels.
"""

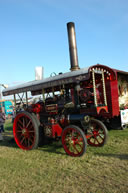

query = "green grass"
[0,119,128,193]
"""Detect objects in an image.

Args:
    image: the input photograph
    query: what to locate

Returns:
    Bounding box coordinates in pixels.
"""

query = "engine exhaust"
[67,22,80,71]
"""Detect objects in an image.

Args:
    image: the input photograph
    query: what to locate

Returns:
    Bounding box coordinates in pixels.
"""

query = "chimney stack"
[67,22,80,71]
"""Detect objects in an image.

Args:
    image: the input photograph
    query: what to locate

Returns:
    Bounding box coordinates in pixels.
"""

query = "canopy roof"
[3,64,128,96]
[2,67,90,96]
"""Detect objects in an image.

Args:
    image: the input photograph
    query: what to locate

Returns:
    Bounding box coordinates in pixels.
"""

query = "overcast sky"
[0,0,128,88]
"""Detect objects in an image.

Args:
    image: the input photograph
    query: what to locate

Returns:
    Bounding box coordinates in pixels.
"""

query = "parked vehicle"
[2,22,128,156]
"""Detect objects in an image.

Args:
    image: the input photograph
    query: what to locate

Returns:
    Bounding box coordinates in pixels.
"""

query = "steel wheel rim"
[62,127,85,156]
[13,113,36,150]
[87,121,105,146]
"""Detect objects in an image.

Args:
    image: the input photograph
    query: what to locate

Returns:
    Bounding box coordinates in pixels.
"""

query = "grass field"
[0,119,128,193]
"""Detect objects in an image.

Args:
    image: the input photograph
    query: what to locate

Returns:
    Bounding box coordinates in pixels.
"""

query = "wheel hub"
[70,140,74,144]
[22,128,28,136]
[93,130,99,137]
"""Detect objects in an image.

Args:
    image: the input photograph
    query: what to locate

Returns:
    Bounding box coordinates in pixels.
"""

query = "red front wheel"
[86,118,108,147]
[13,112,39,150]
[62,125,87,157]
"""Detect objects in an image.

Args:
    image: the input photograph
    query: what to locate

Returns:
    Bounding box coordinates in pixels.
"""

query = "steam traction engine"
[2,22,128,157]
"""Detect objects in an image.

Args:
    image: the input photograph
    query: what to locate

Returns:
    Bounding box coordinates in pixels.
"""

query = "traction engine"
[3,22,128,156]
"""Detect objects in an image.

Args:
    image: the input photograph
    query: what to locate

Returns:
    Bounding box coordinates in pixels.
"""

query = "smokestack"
[67,22,80,71]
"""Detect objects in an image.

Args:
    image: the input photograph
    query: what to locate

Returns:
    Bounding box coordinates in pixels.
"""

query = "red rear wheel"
[86,118,108,147]
[13,112,39,150]
[62,125,87,157]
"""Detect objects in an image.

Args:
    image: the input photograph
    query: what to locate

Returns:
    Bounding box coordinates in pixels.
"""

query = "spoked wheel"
[86,118,108,147]
[13,112,39,150]
[62,125,87,157]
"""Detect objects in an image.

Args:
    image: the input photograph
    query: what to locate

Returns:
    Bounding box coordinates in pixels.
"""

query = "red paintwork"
[96,106,108,114]
[106,79,120,117]
[62,127,85,157]
[89,64,117,81]
[13,113,36,150]
[51,123,62,137]
[86,120,106,147]
[32,103,43,113]
[71,89,75,104]
[89,64,120,118]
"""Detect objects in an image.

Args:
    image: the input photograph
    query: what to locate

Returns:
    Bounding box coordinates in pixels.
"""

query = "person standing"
[0,109,5,141]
